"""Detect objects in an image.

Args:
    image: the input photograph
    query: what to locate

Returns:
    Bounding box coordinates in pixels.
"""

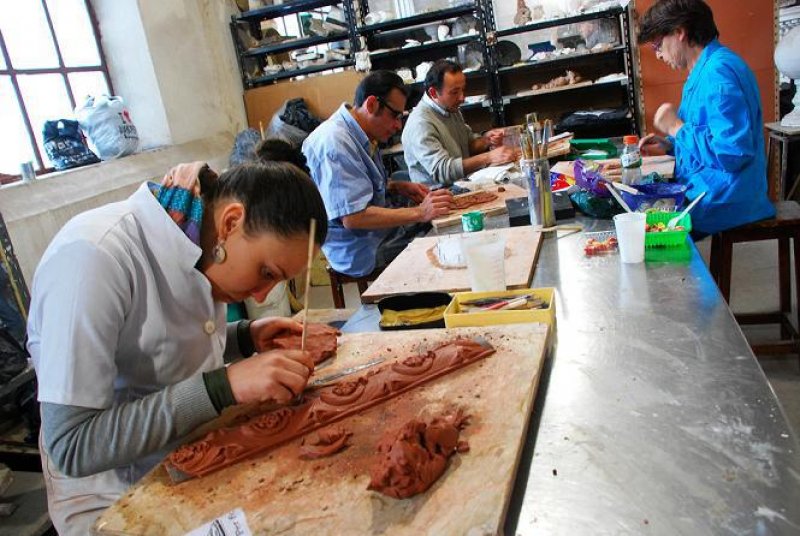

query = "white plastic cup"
[461,232,507,291]
[613,212,646,264]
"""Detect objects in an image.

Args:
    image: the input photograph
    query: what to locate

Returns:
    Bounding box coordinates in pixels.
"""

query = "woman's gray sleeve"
[225,321,242,362]
[41,374,218,478]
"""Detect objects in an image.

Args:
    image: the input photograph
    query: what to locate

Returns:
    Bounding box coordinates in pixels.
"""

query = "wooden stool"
[326,265,383,309]
[709,201,800,364]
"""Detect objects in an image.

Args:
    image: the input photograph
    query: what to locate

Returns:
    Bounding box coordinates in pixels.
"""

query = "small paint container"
[461,211,484,232]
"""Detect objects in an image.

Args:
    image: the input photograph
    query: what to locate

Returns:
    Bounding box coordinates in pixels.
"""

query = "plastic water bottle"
[621,135,642,185]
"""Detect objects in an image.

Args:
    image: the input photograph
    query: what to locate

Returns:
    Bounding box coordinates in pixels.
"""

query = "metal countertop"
[342,218,800,534]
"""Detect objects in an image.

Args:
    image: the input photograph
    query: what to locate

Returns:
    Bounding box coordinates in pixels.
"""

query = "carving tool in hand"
[306,357,387,390]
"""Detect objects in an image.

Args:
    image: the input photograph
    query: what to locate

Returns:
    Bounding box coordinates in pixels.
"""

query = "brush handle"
[300,218,317,351]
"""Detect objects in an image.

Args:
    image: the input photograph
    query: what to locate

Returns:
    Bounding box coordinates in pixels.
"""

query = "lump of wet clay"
[367,409,469,499]
[273,323,340,365]
[299,427,352,459]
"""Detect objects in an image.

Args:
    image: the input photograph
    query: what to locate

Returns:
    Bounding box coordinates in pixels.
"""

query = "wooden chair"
[709,201,800,364]
[326,265,383,309]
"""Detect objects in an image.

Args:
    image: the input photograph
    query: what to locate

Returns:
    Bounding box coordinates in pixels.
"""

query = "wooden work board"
[551,155,676,180]
[432,183,527,230]
[93,324,550,535]
[361,225,542,304]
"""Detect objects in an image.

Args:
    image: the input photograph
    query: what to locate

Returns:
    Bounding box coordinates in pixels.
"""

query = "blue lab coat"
[669,40,774,235]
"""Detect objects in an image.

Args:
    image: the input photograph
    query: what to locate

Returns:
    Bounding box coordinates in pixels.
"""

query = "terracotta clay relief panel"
[166,338,494,480]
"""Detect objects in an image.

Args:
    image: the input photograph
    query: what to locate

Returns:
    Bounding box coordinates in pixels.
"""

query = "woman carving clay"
[27,162,327,535]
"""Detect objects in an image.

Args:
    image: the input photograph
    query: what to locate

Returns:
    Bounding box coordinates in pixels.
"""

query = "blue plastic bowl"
[621,183,687,212]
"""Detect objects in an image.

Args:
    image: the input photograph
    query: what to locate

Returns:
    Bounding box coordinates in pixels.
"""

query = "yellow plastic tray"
[444,288,556,329]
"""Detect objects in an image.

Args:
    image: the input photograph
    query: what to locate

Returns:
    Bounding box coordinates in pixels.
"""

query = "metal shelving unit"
[231,0,359,89]
[246,59,355,85]
[357,0,493,122]
[503,78,628,103]
[236,0,343,22]
[368,34,478,60]
[357,4,477,34]
[229,1,640,134]
[242,31,350,57]
[485,3,640,135]
[492,5,624,38]
[496,44,625,75]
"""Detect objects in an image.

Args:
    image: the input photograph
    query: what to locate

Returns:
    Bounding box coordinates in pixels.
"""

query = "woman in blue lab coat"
[638,0,774,236]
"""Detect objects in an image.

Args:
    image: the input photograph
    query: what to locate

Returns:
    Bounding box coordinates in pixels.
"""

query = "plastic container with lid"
[621,134,642,185]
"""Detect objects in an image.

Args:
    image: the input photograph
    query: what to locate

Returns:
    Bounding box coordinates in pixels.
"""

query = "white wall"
[1,134,234,285]
[93,0,247,148]
[92,0,171,148]
[0,0,247,286]
[135,0,247,145]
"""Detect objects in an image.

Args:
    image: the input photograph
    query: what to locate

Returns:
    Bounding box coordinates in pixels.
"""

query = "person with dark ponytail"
[26,161,327,534]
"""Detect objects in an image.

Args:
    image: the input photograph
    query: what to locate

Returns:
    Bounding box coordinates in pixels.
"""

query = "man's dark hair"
[354,70,408,108]
[202,162,328,245]
[254,138,310,174]
[424,59,463,93]
[638,0,719,47]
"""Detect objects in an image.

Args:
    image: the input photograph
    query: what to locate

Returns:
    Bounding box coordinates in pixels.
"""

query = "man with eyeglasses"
[303,70,454,278]
[403,59,519,186]
[637,0,774,237]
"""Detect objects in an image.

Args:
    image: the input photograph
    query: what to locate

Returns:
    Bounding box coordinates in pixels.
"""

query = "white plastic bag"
[74,95,139,160]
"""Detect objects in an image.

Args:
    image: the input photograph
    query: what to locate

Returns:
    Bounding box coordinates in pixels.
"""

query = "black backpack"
[43,119,100,171]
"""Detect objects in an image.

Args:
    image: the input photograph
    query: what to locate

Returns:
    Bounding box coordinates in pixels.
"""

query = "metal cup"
[521,158,555,235]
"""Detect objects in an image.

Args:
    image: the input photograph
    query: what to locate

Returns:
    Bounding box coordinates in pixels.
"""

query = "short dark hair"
[425,59,463,93]
[254,138,310,174]
[638,0,719,47]
[354,70,408,108]
[202,162,327,245]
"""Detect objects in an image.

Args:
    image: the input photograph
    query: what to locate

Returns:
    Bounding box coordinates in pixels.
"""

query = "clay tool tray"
[431,183,528,230]
[93,324,549,536]
[361,225,542,304]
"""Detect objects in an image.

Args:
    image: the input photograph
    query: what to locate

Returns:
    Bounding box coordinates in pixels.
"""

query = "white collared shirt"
[28,182,226,409]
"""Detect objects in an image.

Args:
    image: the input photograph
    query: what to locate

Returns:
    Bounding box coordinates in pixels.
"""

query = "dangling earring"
[212,241,227,264]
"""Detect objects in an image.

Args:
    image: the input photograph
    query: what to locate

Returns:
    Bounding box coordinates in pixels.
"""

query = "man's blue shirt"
[302,104,389,277]
[670,39,774,235]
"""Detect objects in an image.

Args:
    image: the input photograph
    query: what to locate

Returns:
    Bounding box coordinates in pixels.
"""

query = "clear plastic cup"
[613,212,646,264]
[461,232,507,291]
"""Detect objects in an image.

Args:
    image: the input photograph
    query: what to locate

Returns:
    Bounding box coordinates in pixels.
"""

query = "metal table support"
[342,218,800,533]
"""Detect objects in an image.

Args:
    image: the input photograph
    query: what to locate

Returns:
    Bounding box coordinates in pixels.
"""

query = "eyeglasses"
[376,97,407,121]
[651,37,664,53]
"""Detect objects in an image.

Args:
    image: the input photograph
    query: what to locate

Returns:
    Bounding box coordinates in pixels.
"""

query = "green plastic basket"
[645,211,692,248]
